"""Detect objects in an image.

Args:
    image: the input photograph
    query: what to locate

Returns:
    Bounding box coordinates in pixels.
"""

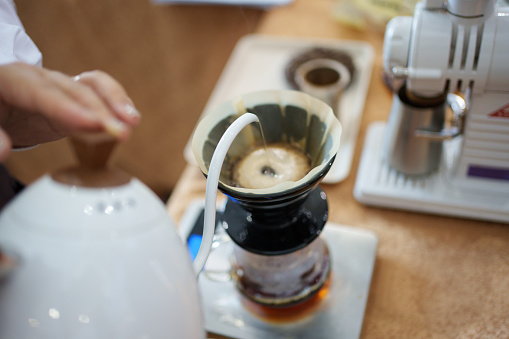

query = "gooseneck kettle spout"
[193,113,259,276]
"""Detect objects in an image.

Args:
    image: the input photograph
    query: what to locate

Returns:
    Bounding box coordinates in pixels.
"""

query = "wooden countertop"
[167,0,509,337]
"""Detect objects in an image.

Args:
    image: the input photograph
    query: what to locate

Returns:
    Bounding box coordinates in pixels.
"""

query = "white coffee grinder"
[355,0,509,223]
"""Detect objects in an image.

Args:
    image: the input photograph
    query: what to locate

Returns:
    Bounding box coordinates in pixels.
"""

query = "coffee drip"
[192,90,341,309]
[230,143,311,189]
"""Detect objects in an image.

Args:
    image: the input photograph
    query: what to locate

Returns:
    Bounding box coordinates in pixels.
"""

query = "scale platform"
[197,223,378,339]
[354,122,509,223]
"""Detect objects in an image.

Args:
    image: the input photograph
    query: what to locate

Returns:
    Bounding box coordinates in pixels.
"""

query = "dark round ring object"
[285,47,356,90]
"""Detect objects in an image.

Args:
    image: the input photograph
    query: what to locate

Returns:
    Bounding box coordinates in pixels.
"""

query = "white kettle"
[0,137,205,338]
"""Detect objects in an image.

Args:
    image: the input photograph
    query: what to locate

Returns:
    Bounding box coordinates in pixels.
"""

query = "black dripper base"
[220,186,328,256]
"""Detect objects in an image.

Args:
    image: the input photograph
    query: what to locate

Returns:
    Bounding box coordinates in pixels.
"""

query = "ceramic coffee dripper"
[192,90,342,307]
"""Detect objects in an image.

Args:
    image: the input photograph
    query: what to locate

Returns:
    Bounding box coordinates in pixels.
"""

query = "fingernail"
[105,118,128,138]
[122,104,141,119]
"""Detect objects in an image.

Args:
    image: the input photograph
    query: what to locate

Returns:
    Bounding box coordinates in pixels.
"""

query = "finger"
[31,68,129,140]
[29,72,123,139]
[74,70,141,125]
[0,64,105,135]
[57,74,130,140]
[0,64,131,143]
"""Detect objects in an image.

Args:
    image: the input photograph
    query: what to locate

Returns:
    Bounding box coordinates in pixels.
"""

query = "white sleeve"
[0,0,42,66]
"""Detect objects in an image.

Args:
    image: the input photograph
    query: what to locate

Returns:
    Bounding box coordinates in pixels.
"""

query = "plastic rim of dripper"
[192,90,342,202]
[192,113,259,276]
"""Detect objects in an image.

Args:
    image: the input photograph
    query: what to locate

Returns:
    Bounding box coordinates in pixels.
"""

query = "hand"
[0,62,141,161]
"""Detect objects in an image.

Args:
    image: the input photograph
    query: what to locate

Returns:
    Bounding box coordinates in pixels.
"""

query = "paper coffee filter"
[192,90,341,196]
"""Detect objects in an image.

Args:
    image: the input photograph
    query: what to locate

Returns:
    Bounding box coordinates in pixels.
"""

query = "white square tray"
[184,34,374,184]
[199,223,378,339]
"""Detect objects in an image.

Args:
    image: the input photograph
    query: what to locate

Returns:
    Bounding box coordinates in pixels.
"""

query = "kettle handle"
[192,113,260,277]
